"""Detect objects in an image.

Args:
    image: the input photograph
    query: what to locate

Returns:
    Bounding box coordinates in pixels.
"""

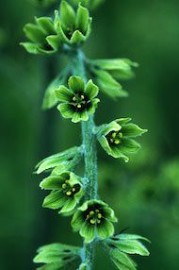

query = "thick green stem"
[70,49,98,269]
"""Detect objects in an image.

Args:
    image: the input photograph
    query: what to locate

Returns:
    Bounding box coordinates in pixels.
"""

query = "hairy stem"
[70,49,98,269]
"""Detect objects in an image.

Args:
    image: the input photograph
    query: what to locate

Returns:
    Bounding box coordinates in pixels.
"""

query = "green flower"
[40,171,84,214]
[56,76,99,123]
[34,243,81,270]
[71,200,117,243]
[56,1,92,45]
[87,58,138,99]
[97,118,147,162]
[21,16,62,55]
[103,234,150,270]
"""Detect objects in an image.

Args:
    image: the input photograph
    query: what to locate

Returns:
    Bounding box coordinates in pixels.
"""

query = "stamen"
[66,191,72,196]
[90,219,96,225]
[97,213,102,219]
[72,187,76,192]
[62,183,67,189]
[77,104,82,109]
[72,96,77,101]
[89,211,95,216]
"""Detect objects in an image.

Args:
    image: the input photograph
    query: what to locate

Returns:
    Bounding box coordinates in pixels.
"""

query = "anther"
[97,213,102,219]
[72,96,77,101]
[114,139,120,145]
[72,187,76,192]
[77,104,82,109]
[81,95,85,100]
[66,191,72,196]
[90,219,96,225]
[89,211,95,216]
[62,183,67,189]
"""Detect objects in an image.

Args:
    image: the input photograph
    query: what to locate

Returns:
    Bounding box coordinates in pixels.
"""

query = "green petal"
[68,76,85,92]
[88,98,100,115]
[76,4,90,34]
[97,220,114,239]
[35,17,55,35]
[46,35,62,50]
[97,121,121,138]
[80,223,96,243]
[108,145,129,162]
[43,191,66,209]
[60,199,76,214]
[70,30,86,44]
[103,206,118,222]
[60,1,76,31]
[71,210,84,231]
[80,111,89,122]
[57,103,74,119]
[71,111,83,123]
[122,123,147,138]
[23,23,45,43]
[120,139,141,154]
[56,86,73,102]
[85,80,99,99]
[20,42,40,54]
[40,175,63,190]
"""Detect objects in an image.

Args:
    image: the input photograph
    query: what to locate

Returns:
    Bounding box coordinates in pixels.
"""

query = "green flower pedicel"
[72,200,117,243]
[97,118,147,162]
[56,76,99,123]
[22,0,150,269]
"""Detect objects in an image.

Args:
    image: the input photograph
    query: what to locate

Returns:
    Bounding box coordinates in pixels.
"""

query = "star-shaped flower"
[56,1,92,45]
[21,16,62,55]
[97,118,147,162]
[56,76,100,123]
[40,171,84,214]
[71,200,117,243]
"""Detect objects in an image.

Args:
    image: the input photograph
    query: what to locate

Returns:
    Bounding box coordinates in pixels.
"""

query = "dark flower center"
[85,207,104,225]
[107,130,123,146]
[71,93,91,112]
[62,180,81,197]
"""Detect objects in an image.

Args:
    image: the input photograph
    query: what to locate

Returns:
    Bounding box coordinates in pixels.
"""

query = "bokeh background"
[1,0,179,269]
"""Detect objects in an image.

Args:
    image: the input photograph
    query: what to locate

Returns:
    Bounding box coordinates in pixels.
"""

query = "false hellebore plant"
[21,0,150,269]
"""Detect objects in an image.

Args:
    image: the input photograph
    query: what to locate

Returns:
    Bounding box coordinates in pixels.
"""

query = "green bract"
[104,234,150,270]
[21,16,62,55]
[56,76,99,123]
[87,58,138,99]
[40,171,84,214]
[71,199,117,243]
[34,243,81,270]
[56,1,92,45]
[97,118,147,162]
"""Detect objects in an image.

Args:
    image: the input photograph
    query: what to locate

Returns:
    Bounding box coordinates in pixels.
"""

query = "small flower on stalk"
[56,1,92,45]
[71,200,117,243]
[56,76,99,123]
[21,16,62,55]
[97,118,147,162]
[40,171,84,214]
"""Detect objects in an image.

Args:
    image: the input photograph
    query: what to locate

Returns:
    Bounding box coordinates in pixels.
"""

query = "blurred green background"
[1,0,179,269]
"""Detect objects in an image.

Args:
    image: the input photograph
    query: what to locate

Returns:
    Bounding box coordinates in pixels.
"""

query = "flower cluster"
[21,1,91,55]
[56,76,100,123]
[72,200,117,243]
[97,118,147,162]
